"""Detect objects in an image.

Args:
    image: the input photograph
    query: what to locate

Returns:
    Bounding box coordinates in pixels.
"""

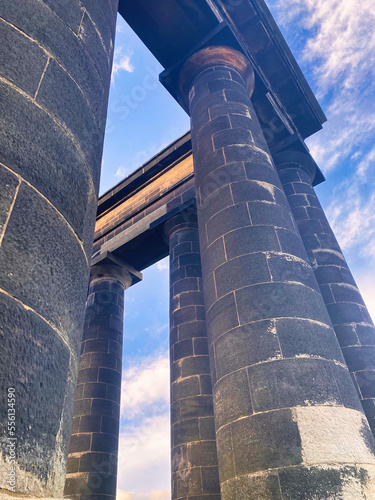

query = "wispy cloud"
[121,354,169,420]
[115,165,131,178]
[325,179,375,259]
[271,0,375,173]
[270,0,375,316]
[112,47,135,82]
[117,489,169,500]
[118,414,171,494]
[156,258,169,271]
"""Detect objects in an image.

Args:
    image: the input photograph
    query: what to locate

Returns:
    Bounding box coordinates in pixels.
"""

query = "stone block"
[226,470,282,500]
[342,346,375,372]
[193,338,209,356]
[41,0,83,32]
[187,441,218,467]
[173,419,200,447]
[276,318,344,362]
[172,376,200,403]
[0,291,70,482]
[278,465,359,500]
[79,452,117,475]
[106,384,121,403]
[178,321,206,341]
[202,466,221,494]
[0,165,19,235]
[82,0,115,50]
[180,395,214,420]
[91,433,118,454]
[216,425,235,481]
[0,18,48,95]
[69,434,91,454]
[214,321,281,380]
[181,356,211,378]
[247,358,347,413]
[224,226,280,259]
[199,416,216,440]
[173,306,196,327]
[267,253,318,291]
[235,282,331,325]
[206,292,239,342]
[248,201,295,232]
[231,410,302,475]
[0,81,91,237]
[83,382,107,399]
[91,399,117,418]
[0,0,108,120]
[98,368,121,386]
[79,414,101,433]
[214,369,253,429]
[213,128,253,150]
[199,184,234,226]
[214,252,270,298]
[206,203,251,245]
[101,416,120,437]
[36,58,102,190]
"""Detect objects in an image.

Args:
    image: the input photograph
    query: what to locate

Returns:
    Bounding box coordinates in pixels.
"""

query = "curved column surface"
[180,45,375,499]
[166,215,221,500]
[275,152,375,435]
[0,1,118,496]
[64,263,131,500]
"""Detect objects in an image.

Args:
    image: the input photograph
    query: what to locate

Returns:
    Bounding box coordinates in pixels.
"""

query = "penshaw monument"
[0,0,375,499]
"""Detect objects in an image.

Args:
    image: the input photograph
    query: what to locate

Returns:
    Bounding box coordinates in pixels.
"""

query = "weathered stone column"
[0,1,118,496]
[275,150,375,434]
[178,46,375,498]
[165,214,221,500]
[64,259,137,500]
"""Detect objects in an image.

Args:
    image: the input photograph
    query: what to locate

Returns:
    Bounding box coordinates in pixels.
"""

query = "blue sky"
[99,2,375,498]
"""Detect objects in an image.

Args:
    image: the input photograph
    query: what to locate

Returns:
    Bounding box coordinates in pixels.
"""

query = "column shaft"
[64,264,130,500]
[167,217,221,500]
[277,158,375,434]
[0,1,118,495]
[181,46,375,498]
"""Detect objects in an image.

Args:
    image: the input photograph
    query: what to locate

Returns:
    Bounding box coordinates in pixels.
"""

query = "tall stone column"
[178,46,375,498]
[275,150,375,434]
[0,1,118,496]
[165,215,221,500]
[64,260,135,500]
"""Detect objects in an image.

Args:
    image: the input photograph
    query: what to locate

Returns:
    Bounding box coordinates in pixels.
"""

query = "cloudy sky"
[99,1,375,498]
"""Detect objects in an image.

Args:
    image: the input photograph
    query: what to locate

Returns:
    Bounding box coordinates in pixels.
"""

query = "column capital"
[163,213,198,243]
[179,45,255,105]
[90,251,142,289]
[273,150,317,184]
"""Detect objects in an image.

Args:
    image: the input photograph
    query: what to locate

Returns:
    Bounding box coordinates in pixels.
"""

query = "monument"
[0,0,374,499]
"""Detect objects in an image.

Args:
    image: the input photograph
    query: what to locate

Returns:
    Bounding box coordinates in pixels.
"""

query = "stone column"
[275,150,375,434]
[64,262,133,500]
[165,214,221,500]
[0,1,118,496]
[178,46,375,498]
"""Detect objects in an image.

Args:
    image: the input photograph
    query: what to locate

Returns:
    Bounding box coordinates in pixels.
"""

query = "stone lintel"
[150,198,197,232]
[91,250,143,287]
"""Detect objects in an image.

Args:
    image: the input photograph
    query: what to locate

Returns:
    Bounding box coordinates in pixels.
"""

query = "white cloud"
[121,354,170,419]
[271,0,375,173]
[357,146,375,181]
[270,0,375,324]
[118,414,171,494]
[354,273,375,324]
[325,182,375,257]
[156,258,169,271]
[115,166,131,178]
[112,47,135,82]
[117,490,169,500]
